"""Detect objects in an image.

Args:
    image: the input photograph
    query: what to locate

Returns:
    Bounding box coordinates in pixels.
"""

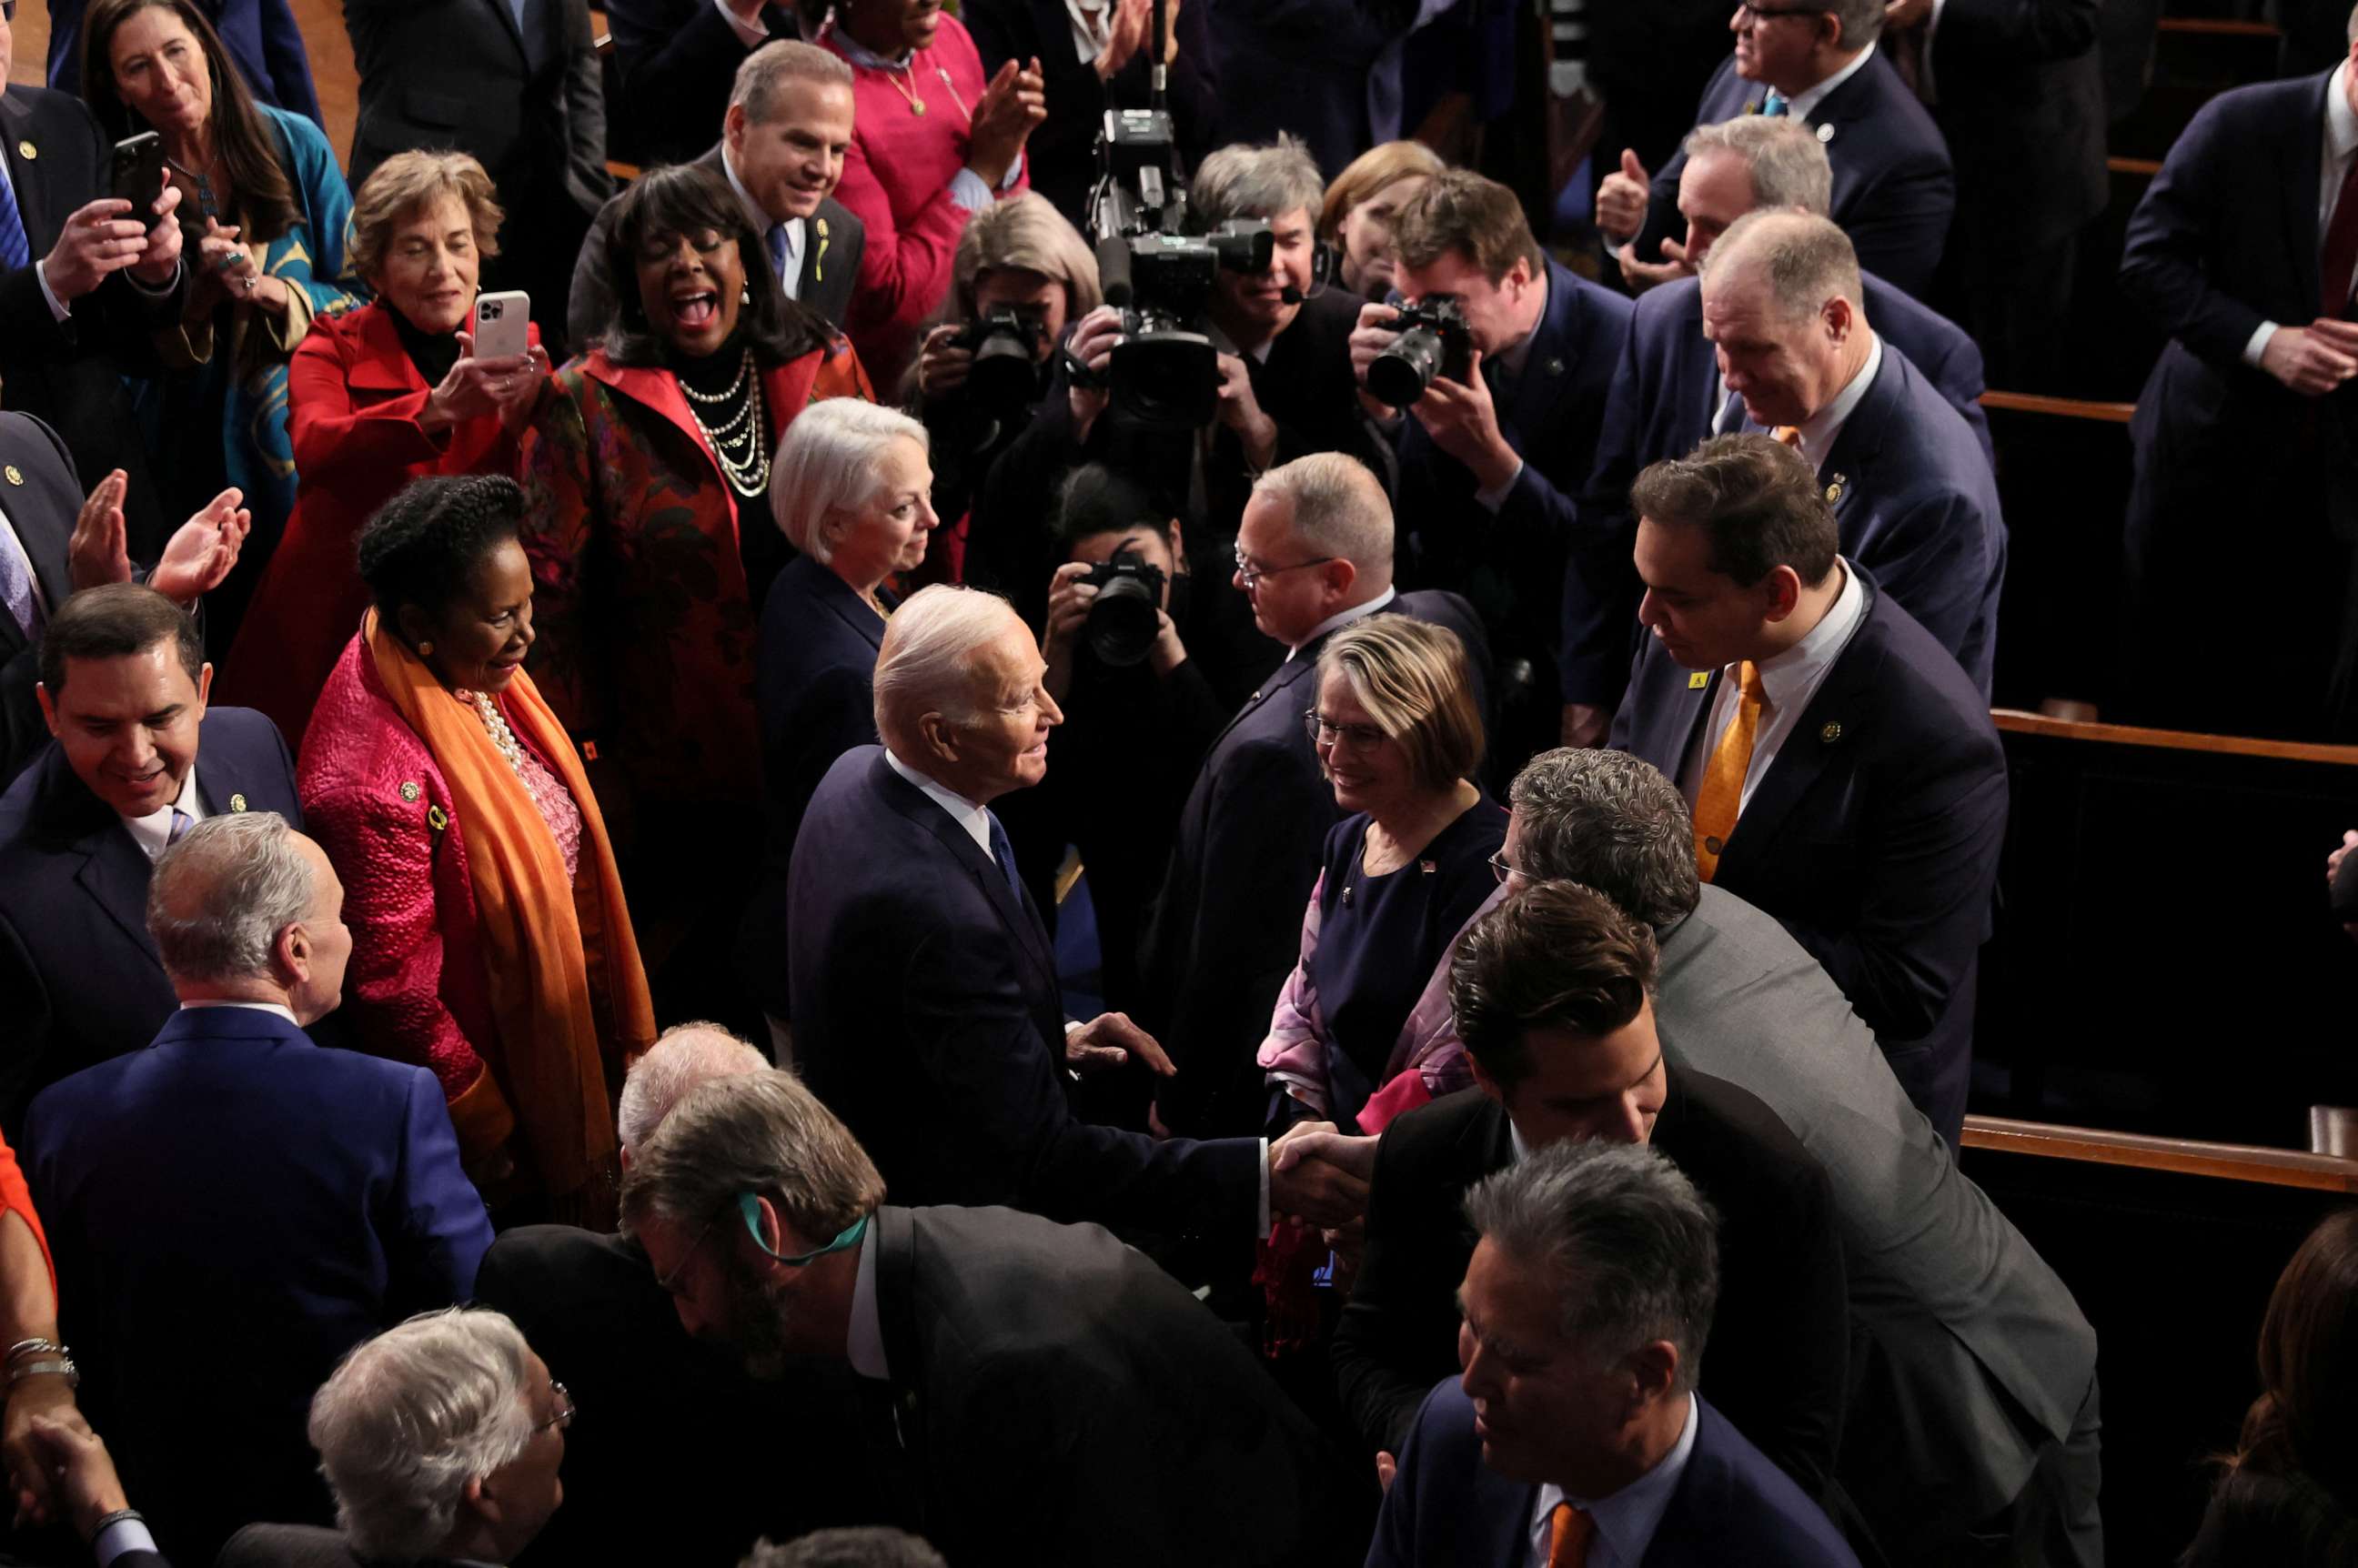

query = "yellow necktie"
[1770,424,1804,448]
[1547,1501,1594,1567]
[1692,660,1766,883]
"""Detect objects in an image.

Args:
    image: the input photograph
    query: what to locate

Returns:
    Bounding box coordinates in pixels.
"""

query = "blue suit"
[1608,566,2005,1147]
[1368,1383,1861,1568]
[1138,591,1489,1137]
[739,556,891,1022]
[1396,259,1631,760]
[1558,273,1990,710]
[789,748,1264,1234]
[23,1006,491,1563]
[0,707,304,1131]
[46,0,322,126]
[1638,52,1954,300]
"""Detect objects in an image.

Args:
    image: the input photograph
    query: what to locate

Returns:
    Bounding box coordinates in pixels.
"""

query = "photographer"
[1348,169,1631,770]
[1033,465,1269,1013]
[908,195,1102,598]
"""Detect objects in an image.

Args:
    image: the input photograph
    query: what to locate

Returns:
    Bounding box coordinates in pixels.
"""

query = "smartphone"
[109,131,166,232]
[470,290,531,359]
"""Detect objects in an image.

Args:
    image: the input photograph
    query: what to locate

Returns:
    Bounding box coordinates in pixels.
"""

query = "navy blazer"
[789,747,1263,1235]
[0,706,303,1131]
[0,414,86,793]
[1558,273,1990,709]
[1607,566,2006,1146]
[22,1006,492,1563]
[1396,259,1632,715]
[604,0,801,166]
[1138,589,1489,1137]
[1367,1383,1861,1568]
[1640,52,1954,301]
[47,0,323,126]
[739,556,891,1020]
[2120,69,2358,538]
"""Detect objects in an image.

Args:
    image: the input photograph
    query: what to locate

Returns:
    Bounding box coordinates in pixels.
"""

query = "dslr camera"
[1080,548,1167,667]
[1366,297,1476,408]
[952,306,1050,407]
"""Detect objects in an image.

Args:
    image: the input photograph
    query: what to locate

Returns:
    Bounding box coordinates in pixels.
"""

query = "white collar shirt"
[1785,44,1873,123]
[121,767,204,862]
[1679,558,1869,812]
[2246,62,2358,363]
[721,145,808,300]
[1792,331,1881,471]
[178,1000,301,1028]
[1285,585,1397,661]
[1525,1394,1702,1568]
[883,747,992,856]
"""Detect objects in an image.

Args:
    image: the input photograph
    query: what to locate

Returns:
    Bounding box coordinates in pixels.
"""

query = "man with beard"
[625,1070,1355,1567]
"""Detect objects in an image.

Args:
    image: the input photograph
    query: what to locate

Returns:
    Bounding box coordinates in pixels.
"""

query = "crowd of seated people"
[0,0,2345,1563]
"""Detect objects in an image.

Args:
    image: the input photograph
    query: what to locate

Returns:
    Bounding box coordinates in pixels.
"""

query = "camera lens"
[1086,575,1161,667]
[1367,326,1443,407]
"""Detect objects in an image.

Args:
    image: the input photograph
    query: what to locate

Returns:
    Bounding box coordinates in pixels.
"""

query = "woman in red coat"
[519,162,872,1007]
[219,151,549,746]
[299,476,655,1229]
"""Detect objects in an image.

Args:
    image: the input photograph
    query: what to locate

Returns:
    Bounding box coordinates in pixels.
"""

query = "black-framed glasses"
[1304,709,1388,750]
[1234,547,1336,589]
[539,1380,576,1432]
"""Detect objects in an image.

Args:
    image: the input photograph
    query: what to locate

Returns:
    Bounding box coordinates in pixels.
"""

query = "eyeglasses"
[539,1380,575,1432]
[1234,548,1336,589]
[1303,709,1388,750]
[1487,849,1518,885]
[653,1201,870,1292]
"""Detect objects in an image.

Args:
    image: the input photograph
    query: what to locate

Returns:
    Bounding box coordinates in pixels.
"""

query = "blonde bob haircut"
[1318,140,1446,244]
[348,151,504,285]
[1315,616,1484,794]
[952,193,1104,321]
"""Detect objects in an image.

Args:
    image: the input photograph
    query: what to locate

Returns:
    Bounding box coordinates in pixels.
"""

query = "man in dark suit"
[606,0,805,166]
[1201,0,1392,179]
[1562,117,1987,731]
[23,811,491,1565]
[1370,1138,1860,1568]
[1595,0,1952,301]
[1695,209,2002,693]
[789,582,1365,1239]
[0,36,190,555]
[1496,746,2104,1563]
[962,0,1219,226]
[1350,169,1632,774]
[1608,434,2006,1145]
[1138,454,1488,1139]
[344,0,611,361]
[47,0,322,126]
[2118,46,2358,740]
[1329,880,1848,1505]
[624,1069,1352,1567]
[568,39,864,347]
[0,585,301,1131]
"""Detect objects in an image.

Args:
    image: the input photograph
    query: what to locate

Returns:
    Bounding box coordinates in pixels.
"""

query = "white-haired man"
[789,580,1372,1239]
[21,812,490,1564]
[218,1307,569,1567]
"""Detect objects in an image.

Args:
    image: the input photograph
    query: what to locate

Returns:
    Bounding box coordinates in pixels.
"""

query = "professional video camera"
[952,305,1050,407]
[1366,297,1475,408]
[1080,548,1167,666]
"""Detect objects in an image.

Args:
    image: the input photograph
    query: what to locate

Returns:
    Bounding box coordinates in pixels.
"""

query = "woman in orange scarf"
[298,475,656,1228]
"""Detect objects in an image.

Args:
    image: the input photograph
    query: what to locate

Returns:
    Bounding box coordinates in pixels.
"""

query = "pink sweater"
[821,13,1028,387]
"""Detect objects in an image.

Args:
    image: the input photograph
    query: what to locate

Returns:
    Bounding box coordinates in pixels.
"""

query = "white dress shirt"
[121,766,206,862]
[1287,585,1397,660]
[721,144,807,301]
[1678,558,1868,812]
[882,746,993,854]
[1789,330,1882,471]
[714,0,771,48]
[1783,43,1874,123]
[178,999,302,1027]
[2246,60,2358,366]
[1525,1394,1701,1568]
[1065,0,1113,63]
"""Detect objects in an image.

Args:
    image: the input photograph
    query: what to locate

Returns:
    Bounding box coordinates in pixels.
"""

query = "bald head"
[1697,210,1871,429]
[148,812,352,1024]
[619,1022,771,1159]
[871,585,1060,806]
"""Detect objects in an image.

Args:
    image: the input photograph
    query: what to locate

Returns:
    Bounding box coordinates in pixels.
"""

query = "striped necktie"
[166,807,194,849]
[0,162,32,273]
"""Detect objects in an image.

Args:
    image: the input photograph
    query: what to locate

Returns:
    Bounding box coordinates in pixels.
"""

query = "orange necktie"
[1547,1501,1595,1567]
[1692,661,1767,883]
[1769,425,1804,448]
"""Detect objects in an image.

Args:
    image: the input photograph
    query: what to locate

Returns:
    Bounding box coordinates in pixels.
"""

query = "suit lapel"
[873,756,1058,993]
[1501,266,1580,440]
[481,0,534,69]
[1207,648,1316,754]
[1719,577,1883,879]
[2292,72,2333,313]
[72,817,164,962]
[867,1208,931,1535]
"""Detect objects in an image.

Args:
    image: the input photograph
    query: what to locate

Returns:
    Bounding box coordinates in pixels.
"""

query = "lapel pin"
[1745,100,1763,116]
[229,793,248,812]
[1545,357,1565,377]
[427,805,448,831]
[16,142,34,161]
[1688,670,1710,689]
[398,781,421,802]
[1817,123,1836,144]
[1825,482,1842,503]
[1703,834,1725,855]
[2,467,20,487]
[1819,721,1844,744]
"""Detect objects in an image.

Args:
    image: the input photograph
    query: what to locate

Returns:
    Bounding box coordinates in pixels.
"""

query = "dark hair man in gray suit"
[1496,747,2102,1567]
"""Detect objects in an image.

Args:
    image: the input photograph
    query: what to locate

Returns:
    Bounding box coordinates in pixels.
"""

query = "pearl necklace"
[680,348,771,499]
[456,689,528,781]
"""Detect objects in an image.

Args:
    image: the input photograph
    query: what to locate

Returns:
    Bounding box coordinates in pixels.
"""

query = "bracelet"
[7,1358,77,1390]
[87,1508,143,1548]
[5,1338,62,1363]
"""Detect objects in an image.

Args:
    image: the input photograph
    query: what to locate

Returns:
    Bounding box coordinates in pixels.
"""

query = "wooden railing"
[1991,708,2358,766]
[1963,1114,2358,1194]
[1980,390,2138,423]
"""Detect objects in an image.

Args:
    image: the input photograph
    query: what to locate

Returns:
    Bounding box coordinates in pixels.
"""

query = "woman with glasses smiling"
[1256,616,1505,1142]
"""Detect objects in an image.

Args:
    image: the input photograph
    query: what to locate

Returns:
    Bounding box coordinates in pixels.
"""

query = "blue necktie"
[984,810,1023,900]
[0,163,33,273]
[1761,89,1789,118]
[166,808,194,849]
[0,531,42,644]
[767,224,792,292]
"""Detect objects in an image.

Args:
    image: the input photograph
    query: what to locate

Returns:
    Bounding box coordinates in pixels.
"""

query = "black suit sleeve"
[1331,1114,1472,1455]
[560,0,613,210]
[568,196,624,364]
[2118,96,2270,369]
[609,0,770,163]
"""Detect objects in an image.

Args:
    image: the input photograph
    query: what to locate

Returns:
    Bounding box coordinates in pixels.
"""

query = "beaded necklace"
[455,689,528,780]
[679,347,772,499]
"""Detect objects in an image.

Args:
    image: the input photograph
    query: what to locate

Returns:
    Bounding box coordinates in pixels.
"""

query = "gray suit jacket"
[566,144,866,347]
[1654,884,2097,1543]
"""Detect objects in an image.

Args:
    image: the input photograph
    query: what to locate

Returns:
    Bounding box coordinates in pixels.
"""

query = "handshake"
[1267,1119,1376,1231]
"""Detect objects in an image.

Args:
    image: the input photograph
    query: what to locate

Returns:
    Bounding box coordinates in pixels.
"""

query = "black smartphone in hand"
[109,131,166,233]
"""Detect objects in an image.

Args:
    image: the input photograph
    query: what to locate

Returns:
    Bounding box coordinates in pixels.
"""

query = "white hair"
[619,1022,771,1155]
[146,812,314,984]
[1253,452,1393,571]
[771,399,930,561]
[307,1309,539,1563]
[870,585,1019,745]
